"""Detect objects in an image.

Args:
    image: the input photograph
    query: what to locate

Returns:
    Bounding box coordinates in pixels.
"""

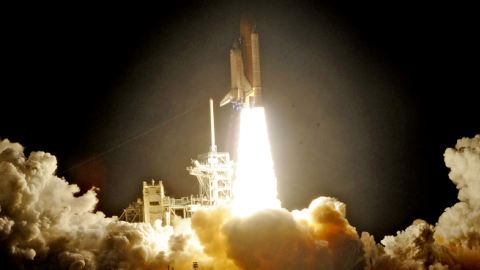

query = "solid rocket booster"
[220,14,262,109]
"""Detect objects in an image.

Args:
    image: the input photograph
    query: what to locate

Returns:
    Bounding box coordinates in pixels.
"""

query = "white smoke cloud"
[366,220,459,269]
[434,134,480,268]
[0,138,179,269]
[360,135,480,270]
[1,135,479,269]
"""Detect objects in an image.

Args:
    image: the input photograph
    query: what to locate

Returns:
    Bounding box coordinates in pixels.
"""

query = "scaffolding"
[119,198,144,223]
[120,98,233,226]
[187,99,234,206]
[142,180,199,226]
[187,151,233,206]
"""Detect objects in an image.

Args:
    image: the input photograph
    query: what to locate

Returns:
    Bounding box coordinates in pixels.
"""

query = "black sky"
[2,1,478,240]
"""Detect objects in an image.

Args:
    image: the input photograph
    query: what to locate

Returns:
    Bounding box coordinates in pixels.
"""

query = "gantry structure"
[187,99,234,206]
[119,198,144,223]
[142,180,198,226]
[119,180,198,226]
[120,99,234,226]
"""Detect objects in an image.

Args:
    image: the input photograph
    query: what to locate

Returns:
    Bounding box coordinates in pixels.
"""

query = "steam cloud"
[1,135,479,269]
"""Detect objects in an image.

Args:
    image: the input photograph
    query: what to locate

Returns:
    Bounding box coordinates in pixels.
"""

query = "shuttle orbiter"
[220,14,262,109]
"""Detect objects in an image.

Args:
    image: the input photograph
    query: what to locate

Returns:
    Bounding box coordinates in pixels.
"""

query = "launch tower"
[187,99,234,206]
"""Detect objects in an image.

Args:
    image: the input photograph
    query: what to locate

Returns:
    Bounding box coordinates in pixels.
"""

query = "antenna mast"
[210,98,217,152]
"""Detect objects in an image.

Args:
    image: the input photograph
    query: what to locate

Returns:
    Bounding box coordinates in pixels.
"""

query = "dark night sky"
[2,1,478,240]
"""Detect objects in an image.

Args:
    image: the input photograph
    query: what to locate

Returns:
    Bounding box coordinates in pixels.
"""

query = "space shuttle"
[220,14,262,109]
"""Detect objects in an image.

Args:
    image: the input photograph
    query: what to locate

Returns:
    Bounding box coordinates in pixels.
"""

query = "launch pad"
[120,99,234,226]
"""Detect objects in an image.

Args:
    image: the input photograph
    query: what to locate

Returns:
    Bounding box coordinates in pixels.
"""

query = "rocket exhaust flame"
[233,107,281,216]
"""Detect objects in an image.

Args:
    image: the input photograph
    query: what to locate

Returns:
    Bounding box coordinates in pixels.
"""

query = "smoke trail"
[1,135,479,269]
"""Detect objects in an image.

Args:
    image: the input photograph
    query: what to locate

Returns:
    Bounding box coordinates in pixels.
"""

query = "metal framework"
[187,99,234,206]
[119,198,144,223]
[161,194,199,226]
[187,151,233,206]
[121,99,234,226]
[142,180,198,226]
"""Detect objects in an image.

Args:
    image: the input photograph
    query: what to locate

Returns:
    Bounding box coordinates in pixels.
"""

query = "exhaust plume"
[233,107,281,216]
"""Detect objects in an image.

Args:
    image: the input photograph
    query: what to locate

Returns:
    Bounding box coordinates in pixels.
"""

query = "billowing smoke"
[361,135,480,270]
[1,135,479,269]
[192,197,365,270]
